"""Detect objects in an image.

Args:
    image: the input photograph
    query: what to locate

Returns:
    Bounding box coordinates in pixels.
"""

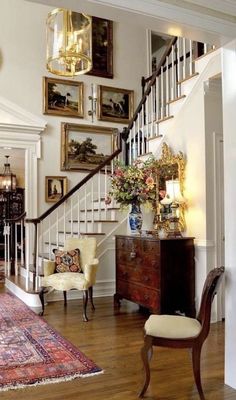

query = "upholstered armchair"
[39,237,99,321]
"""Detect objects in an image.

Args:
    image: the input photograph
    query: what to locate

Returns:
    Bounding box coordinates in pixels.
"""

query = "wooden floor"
[1,287,236,400]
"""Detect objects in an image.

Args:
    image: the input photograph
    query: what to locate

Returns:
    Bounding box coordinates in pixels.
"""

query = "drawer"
[116,237,142,252]
[117,264,160,289]
[116,249,160,270]
[116,279,160,312]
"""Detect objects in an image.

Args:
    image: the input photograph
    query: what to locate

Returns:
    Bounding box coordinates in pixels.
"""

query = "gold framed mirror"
[153,142,186,234]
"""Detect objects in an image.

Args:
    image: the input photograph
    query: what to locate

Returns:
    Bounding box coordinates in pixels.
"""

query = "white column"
[222,40,236,389]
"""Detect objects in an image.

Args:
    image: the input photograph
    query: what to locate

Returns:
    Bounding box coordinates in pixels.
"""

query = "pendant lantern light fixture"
[46,8,92,77]
[0,156,17,192]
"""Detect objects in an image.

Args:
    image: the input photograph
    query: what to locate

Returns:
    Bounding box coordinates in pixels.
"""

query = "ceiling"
[26,0,236,46]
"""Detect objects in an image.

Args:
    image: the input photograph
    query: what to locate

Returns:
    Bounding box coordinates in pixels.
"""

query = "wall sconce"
[88,84,97,122]
[161,179,185,237]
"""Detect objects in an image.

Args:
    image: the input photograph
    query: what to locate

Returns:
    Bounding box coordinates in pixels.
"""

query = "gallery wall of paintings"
[42,16,136,203]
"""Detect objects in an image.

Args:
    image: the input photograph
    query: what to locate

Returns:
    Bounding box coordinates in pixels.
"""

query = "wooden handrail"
[128,37,177,131]
[3,211,26,224]
[26,134,122,224]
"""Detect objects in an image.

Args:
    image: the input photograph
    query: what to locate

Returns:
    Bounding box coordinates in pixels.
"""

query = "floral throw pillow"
[53,248,82,273]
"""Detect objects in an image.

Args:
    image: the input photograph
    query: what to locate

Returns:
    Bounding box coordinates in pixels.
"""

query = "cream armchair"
[39,237,99,321]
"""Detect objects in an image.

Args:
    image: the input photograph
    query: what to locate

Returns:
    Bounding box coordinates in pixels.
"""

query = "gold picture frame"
[97,85,134,124]
[43,77,84,118]
[45,176,68,203]
[61,123,118,171]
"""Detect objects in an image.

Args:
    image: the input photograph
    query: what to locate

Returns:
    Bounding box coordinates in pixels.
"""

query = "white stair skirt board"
[5,278,42,308]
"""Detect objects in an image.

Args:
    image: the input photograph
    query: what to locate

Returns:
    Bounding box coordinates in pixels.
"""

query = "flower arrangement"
[106,159,156,208]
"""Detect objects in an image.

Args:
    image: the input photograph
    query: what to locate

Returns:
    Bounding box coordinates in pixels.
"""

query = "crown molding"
[0,95,47,135]
[26,0,236,43]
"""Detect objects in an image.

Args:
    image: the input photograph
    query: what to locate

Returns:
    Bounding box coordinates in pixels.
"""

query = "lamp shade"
[46,8,92,77]
[0,156,16,192]
[165,179,185,204]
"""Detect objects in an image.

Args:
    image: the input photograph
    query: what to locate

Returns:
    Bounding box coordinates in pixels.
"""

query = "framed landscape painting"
[61,123,118,171]
[86,17,113,79]
[43,77,84,118]
[97,85,134,124]
[45,176,68,202]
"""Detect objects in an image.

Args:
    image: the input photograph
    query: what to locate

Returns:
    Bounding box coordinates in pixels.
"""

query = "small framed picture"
[45,176,68,203]
[97,85,134,124]
[43,77,84,118]
[61,123,118,171]
[87,17,113,79]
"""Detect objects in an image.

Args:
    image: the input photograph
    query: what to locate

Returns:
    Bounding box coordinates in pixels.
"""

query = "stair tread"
[57,231,107,235]
[155,115,174,124]
[79,207,119,212]
[147,134,163,142]
[6,274,41,294]
[69,219,118,223]
[177,72,199,85]
[166,95,186,105]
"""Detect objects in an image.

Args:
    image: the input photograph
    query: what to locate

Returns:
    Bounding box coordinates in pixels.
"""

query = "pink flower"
[115,168,123,177]
[105,196,112,205]
[145,176,154,189]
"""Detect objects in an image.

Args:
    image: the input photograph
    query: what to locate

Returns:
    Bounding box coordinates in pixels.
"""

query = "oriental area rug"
[0,293,103,391]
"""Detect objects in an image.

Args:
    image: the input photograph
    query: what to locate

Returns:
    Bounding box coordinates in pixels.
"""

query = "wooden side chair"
[39,237,99,321]
[139,266,225,399]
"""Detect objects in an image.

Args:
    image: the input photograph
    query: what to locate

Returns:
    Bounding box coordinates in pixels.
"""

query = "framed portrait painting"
[45,176,68,203]
[97,85,134,124]
[43,77,84,118]
[86,17,113,79]
[61,123,118,171]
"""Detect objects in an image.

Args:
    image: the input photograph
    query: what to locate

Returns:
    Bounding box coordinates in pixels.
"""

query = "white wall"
[0,0,147,215]
[149,52,222,311]
[222,39,236,390]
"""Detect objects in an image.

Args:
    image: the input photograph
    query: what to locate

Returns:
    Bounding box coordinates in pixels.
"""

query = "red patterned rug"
[0,293,103,391]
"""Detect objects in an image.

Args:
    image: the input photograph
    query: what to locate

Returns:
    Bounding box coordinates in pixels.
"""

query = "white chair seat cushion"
[42,272,89,291]
[144,315,202,339]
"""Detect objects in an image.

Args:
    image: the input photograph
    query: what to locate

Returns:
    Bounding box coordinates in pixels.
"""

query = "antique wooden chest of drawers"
[114,235,195,317]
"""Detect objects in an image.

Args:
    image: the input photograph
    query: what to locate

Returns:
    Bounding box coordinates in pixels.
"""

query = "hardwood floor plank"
[0,287,235,400]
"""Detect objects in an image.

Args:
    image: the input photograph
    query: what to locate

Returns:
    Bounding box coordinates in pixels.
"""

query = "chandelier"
[0,156,17,192]
[46,8,92,77]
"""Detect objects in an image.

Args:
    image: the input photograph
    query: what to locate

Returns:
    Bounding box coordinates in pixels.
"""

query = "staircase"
[4,36,220,307]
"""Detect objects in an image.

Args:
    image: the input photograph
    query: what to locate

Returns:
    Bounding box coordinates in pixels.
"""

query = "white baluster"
[48,217,51,259]
[70,197,73,237]
[15,224,18,275]
[56,209,59,247]
[183,37,186,80]
[21,219,24,266]
[166,55,170,106]
[104,165,108,220]
[171,44,175,100]
[63,202,66,246]
[161,66,164,119]
[189,39,193,76]
[156,75,160,121]
[177,37,181,97]
[150,86,154,138]
[132,123,136,161]
[77,192,80,238]
[98,171,101,221]
[85,185,88,233]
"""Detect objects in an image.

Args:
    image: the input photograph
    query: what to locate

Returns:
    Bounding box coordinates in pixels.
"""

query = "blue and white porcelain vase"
[129,203,143,234]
